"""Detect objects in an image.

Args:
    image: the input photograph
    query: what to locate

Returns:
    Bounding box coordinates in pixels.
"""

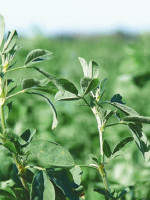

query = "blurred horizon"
[1,0,150,37]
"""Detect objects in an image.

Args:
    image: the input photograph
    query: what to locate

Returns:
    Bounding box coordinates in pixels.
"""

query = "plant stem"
[92,105,111,195]
[5,65,26,74]
[0,105,6,133]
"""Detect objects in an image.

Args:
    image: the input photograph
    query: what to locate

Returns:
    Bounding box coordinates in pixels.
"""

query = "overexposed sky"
[0,0,150,35]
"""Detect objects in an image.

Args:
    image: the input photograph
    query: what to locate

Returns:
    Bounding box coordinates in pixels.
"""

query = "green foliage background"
[1,33,150,199]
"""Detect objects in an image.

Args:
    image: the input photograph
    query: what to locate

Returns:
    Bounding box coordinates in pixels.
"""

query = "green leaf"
[80,77,99,95]
[3,30,18,53]
[100,78,107,96]
[3,141,17,154]
[123,115,150,124]
[47,169,82,200]
[27,139,75,168]
[24,49,53,66]
[35,67,78,94]
[0,189,16,199]
[31,170,55,200]
[103,140,112,158]
[78,57,89,77]
[20,129,36,145]
[0,15,5,48]
[70,166,83,185]
[88,60,99,78]
[112,137,134,154]
[94,187,115,199]
[55,91,80,101]
[88,154,98,164]
[117,185,134,199]
[111,94,125,104]
[22,78,40,89]
[110,102,139,116]
[58,79,78,95]
[26,92,58,129]
[128,123,150,162]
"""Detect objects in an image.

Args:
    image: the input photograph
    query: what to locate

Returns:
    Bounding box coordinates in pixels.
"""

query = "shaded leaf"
[3,30,18,53]
[47,169,81,200]
[26,92,58,129]
[31,170,55,200]
[0,189,16,199]
[123,115,150,124]
[55,91,80,101]
[103,140,112,158]
[113,137,134,154]
[80,77,99,95]
[24,49,52,66]
[0,15,5,48]
[20,129,36,145]
[128,123,150,161]
[3,141,17,154]
[111,94,125,104]
[94,187,115,199]
[27,139,75,168]
[117,186,134,199]
[22,78,40,89]
[70,166,83,185]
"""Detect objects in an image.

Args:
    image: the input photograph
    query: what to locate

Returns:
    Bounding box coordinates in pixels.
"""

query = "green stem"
[6,89,27,100]
[5,65,26,74]
[0,105,6,133]
[92,105,111,195]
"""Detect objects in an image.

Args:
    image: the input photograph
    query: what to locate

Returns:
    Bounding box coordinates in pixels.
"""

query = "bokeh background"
[0,0,150,199]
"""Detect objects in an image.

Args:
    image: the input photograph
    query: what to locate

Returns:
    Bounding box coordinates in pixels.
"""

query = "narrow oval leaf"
[103,140,112,158]
[3,30,18,53]
[113,137,133,154]
[35,67,78,94]
[88,60,99,78]
[128,123,150,162]
[0,189,16,199]
[78,57,88,77]
[80,77,99,95]
[26,92,58,129]
[27,139,75,168]
[31,170,55,200]
[22,78,40,89]
[110,102,139,116]
[123,116,150,124]
[0,15,5,48]
[58,78,78,95]
[55,91,80,101]
[24,49,53,66]
[3,141,17,154]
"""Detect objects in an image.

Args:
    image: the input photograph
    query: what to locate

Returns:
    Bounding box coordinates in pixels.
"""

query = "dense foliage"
[0,15,150,199]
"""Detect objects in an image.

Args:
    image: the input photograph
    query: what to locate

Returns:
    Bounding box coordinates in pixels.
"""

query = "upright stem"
[0,105,6,133]
[92,105,111,194]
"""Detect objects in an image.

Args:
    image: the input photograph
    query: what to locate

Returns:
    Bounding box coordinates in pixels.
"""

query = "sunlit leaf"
[3,30,18,53]
[123,115,150,124]
[27,139,75,168]
[55,91,80,101]
[78,57,88,77]
[0,15,5,48]
[24,49,53,66]
[88,60,99,78]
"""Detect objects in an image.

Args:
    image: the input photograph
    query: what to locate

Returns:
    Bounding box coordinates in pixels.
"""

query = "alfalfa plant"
[0,15,150,200]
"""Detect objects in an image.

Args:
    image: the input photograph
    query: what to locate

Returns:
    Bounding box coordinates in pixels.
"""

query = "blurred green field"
[1,33,150,199]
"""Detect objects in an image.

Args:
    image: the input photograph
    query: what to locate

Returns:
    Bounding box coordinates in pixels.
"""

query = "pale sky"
[0,0,150,36]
